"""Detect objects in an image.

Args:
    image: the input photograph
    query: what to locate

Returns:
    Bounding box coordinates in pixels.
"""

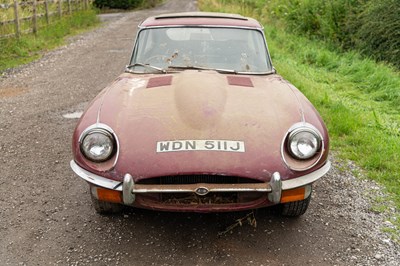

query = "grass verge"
[0,9,100,73]
[199,0,400,237]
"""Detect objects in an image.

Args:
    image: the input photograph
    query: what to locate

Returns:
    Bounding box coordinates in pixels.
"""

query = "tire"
[90,193,123,215]
[280,190,312,217]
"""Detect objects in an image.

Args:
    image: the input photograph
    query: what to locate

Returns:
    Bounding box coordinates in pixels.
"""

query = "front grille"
[137,174,261,185]
[137,175,264,205]
[162,192,238,204]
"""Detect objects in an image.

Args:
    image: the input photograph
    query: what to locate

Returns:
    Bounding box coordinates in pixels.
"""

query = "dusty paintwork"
[73,71,329,178]
[71,12,330,213]
[139,12,263,28]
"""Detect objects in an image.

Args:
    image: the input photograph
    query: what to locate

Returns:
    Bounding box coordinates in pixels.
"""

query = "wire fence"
[0,0,92,38]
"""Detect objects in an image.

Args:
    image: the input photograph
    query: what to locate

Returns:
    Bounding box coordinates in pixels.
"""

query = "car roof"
[139,12,263,29]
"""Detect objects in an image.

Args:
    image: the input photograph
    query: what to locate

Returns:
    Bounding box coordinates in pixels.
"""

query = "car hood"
[74,70,328,182]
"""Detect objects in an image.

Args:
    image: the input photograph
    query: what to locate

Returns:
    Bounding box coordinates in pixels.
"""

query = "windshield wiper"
[167,65,273,75]
[125,63,166,74]
[168,65,238,74]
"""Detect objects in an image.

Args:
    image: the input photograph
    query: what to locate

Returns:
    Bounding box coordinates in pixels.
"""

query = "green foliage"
[0,10,99,72]
[253,0,400,68]
[199,0,400,233]
[94,0,141,9]
[93,0,160,10]
[196,0,265,18]
[352,0,400,68]
[264,0,365,44]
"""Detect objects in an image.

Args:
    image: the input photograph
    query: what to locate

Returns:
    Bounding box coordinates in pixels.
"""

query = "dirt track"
[0,1,399,265]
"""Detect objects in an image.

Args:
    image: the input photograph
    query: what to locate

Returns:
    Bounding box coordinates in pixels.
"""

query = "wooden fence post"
[32,0,37,34]
[68,0,71,15]
[45,0,49,24]
[13,0,20,38]
[58,0,62,18]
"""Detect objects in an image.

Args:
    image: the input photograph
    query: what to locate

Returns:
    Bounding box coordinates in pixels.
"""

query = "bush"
[351,0,400,68]
[94,0,142,9]
[264,0,400,69]
[265,0,366,44]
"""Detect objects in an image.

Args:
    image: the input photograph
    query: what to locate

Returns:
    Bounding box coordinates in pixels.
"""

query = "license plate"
[157,140,245,153]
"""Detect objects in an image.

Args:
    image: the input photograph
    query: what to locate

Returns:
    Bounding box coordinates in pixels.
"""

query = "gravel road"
[0,0,399,265]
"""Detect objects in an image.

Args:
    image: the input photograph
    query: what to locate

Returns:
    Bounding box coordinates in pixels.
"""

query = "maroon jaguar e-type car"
[70,12,330,216]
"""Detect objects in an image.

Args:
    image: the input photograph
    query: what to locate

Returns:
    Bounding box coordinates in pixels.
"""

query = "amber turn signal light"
[280,187,306,203]
[96,187,123,203]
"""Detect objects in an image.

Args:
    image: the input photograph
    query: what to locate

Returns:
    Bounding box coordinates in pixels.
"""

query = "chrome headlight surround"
[79,124,118,163]
[287,127,321,160]
[282,122,325,171]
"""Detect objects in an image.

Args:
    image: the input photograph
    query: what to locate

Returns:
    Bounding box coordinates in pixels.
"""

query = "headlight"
[287,127,321,160]
[80,128,116,162]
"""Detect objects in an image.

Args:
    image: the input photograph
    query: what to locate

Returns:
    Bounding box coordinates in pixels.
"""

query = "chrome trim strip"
[131,183,271,194]
[280,122,325,171]
[78,123,120,169]
[130,26,273,74]
[71,160,331,194]
[70,160,122,191]
[282,161,331,190]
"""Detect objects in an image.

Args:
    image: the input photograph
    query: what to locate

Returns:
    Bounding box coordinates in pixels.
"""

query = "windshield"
[129,27,273,74]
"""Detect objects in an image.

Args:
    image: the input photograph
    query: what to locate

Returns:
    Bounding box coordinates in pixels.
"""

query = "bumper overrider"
[70,160,331,208]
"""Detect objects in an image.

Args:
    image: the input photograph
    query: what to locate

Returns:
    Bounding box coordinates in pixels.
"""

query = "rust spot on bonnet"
[147,76,173,88]
[227,76,253,87]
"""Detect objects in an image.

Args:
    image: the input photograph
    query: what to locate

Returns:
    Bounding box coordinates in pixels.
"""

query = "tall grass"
[207,0,400,68]
[353,0,400,68]
[199,0,400,233]
[265,0,400,68]
[0,9,99,72]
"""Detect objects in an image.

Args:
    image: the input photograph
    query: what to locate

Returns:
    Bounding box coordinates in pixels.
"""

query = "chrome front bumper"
[70,160,331,205]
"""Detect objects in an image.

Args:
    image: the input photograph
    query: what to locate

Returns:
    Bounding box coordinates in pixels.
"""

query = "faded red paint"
[147,76,173,88]
[72,71,329,186]
[227,76,254,87]
[71,12,329,212]
[140,12,262,29]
